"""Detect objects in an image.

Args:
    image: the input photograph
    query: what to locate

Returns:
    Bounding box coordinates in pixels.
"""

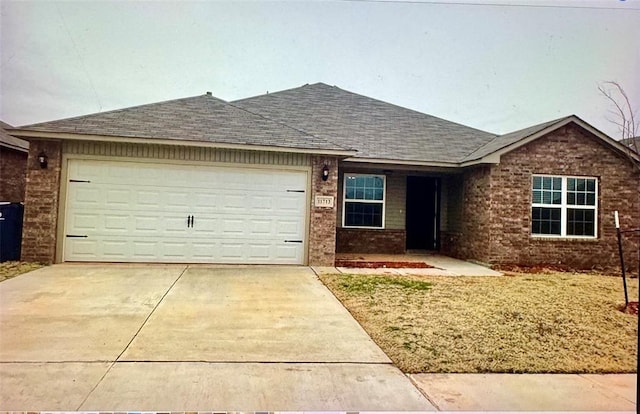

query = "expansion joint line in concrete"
[108,360,394,365]
[75,265,190,410]
[407,374,441,411]
[577,374,637,404]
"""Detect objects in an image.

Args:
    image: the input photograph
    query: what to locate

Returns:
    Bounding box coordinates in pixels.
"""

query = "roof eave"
[0,141,29,152]
[461,116,640,166]
[343,156,460,169]
[9,130,357,157]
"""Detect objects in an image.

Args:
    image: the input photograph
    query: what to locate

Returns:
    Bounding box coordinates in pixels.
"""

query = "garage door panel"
[102,241,128,258]
[137,191,162,206]
[69,213,100,231]
[64,159,308,264]
[250,220,272,235]
[192,192,218,209]
[276,219,303,237]
[65,237,304,264]
[103,214,129,232]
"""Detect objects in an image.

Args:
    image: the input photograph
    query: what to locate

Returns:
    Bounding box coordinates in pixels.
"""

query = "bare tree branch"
[598,81,639,156]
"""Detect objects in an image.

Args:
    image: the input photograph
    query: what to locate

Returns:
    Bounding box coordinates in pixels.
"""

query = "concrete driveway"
[0,264,433,411]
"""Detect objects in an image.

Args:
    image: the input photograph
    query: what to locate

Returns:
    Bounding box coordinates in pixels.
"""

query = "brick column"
[21,139,62,264]
[308,156,339,266]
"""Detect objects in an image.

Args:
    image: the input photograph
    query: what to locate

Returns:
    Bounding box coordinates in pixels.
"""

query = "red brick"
[308,156,339,266]
[336,228,406,254]
[0,147,27,202]
[21,140,62,264]
[446,124,639,270]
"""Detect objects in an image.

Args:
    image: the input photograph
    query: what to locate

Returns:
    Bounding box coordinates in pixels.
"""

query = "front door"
[406,176,440,250]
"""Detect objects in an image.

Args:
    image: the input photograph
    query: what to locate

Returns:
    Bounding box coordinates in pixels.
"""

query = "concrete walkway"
[332,253,502,276]
[411,373,637,411]
[0,264,432,411]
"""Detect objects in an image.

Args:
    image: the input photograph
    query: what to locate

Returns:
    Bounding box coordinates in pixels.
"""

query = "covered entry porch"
[335,163,463,256]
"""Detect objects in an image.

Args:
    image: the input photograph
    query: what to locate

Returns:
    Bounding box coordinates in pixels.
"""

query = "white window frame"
[342,173,386,229]
[531,174,598,238]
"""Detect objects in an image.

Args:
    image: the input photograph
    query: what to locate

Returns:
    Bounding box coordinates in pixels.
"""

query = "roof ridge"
[19,94,217,128]
[238,82,496,137]
[224,99,353,152]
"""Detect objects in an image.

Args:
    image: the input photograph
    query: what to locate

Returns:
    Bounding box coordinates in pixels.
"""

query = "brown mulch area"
[334,260,433,269]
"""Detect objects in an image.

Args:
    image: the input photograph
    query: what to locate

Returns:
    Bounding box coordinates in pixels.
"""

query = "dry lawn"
[0,261,44,282]
[318,271,638,374]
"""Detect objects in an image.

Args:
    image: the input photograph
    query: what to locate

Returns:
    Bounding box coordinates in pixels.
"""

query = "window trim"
[342,173,386,229]
[531,174,598,239]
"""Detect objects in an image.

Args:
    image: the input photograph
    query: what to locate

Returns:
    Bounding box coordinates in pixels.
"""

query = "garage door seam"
[75,265,189,410]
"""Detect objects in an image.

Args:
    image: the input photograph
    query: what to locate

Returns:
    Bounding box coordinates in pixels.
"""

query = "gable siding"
[63,141,311,166]
[385,173,406,230]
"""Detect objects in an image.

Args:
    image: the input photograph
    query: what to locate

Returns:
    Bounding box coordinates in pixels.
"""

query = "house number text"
[315,195,335,208]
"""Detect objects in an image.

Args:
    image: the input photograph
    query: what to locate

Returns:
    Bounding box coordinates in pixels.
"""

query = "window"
[343,174,385,228]
[531,175,597,237]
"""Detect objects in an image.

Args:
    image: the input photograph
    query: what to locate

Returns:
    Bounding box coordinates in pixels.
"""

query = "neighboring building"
[9,83,640,269]
[621,136,640,154]
[0,121,29,202]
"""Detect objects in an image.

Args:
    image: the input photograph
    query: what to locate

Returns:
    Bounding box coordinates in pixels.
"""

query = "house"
[7,83,639,269]
[0,121,29,202]
[621,136,640,154]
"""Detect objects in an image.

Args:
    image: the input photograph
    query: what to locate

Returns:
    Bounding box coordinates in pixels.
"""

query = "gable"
[501,123,638,172]
[463,116,640,166]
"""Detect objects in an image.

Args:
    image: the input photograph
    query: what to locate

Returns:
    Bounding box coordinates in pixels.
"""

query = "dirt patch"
[319,271,639,374]
[620,301,639,315]
[496,263,638,277]
[335,260,432,269]
[0,261,44,282]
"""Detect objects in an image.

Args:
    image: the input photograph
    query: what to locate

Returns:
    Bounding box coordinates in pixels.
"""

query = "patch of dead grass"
[318,272,638,374]
[0,261,44,282]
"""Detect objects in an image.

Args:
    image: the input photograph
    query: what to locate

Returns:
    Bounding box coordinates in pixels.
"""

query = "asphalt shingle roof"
[0,121,29,152]
[462,116,572,162]
[18,94,349,153]
[13,84,608,165]
[233,83,497,164]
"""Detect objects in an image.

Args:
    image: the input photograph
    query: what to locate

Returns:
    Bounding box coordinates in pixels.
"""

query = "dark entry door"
[406,176,440,250]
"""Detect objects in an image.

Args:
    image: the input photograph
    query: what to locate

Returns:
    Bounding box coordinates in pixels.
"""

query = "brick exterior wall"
[336,228,406,254]
[448,124,640,270]
[308,156,339,266]
[21,140,62,264]
[441,166,492,262]
[0,147,28,202]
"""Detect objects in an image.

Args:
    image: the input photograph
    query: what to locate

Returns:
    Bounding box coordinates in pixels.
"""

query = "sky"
[0,0,639,139]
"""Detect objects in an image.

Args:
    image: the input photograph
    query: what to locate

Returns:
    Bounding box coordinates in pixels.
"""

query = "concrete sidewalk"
[411,373,637,411]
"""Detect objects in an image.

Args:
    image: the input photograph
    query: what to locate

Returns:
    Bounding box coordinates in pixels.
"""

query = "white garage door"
[63,159,308,264]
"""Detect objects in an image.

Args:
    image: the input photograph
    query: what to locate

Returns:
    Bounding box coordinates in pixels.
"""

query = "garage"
[63,159,308,264]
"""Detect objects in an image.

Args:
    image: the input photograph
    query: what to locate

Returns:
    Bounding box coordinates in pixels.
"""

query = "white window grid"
[342,173,386,229]
[531,174,598,238]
